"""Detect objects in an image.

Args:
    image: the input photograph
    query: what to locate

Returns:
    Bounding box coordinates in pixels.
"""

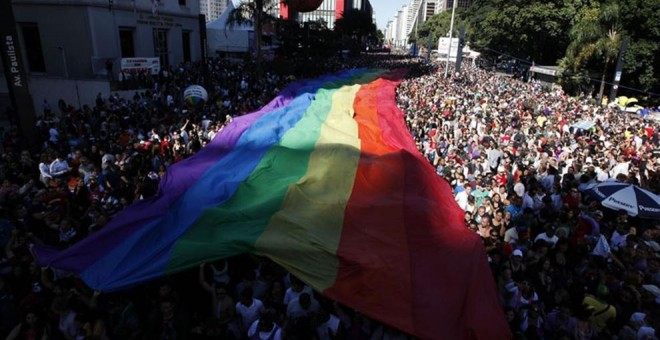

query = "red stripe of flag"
[328,70,511,339]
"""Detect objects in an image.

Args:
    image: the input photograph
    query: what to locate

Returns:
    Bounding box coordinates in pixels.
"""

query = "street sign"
[437,38,460,58]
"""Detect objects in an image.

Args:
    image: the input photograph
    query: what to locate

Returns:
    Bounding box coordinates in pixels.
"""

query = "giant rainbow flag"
[34,69,510,339]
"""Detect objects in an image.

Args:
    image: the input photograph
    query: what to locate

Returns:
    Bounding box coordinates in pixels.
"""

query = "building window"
[19,23,46,72]
[153,28,169,66]
[182,31,191,62]
[119,28,135,58]
[179,0,186,5]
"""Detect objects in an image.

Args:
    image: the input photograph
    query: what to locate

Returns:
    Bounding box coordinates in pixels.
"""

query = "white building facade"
[394,4,409,48]
[7,0,202,79]
[1,0,203,116]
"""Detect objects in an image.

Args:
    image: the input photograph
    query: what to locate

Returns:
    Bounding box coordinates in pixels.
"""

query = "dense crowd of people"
[0,55,426,340]
[398,65,660,339]
[0,53,658,340]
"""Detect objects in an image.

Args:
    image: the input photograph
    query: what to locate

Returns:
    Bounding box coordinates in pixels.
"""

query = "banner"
[0,0,37,148]
[120,57,160,75]
[437,37,460,58]
[530,65,557,76]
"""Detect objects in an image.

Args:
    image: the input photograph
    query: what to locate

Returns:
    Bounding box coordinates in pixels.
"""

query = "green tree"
[408,30,418,45]
[449,0,659,97]
[617,0,660,94]
[464,0,574,64]
[225,0,278,65]
[375,29,385,46]
[561,1,622,102]
[415,11,463,51]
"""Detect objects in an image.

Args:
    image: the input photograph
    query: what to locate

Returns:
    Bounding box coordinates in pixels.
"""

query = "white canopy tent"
[206,0,253,54]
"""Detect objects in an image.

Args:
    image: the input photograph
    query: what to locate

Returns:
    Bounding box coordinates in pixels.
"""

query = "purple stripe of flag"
[33,81,308,273]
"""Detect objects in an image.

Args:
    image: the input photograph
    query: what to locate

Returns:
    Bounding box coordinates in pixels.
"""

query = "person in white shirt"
[208,125,218,141]
[49,125,59,143]
[541,171,556,194]
[454,186,472,211]
[201,116,212,130]
[286,293,320,320]
[283,278,313,306]
[610,224,630,251]
[590,159,610,182]
[534,225,559,247]
[504,225,519,244]
[521,189,536,211]
[487,144,503,174]
[38,154,53,186]
[49,154,71,178]
[235,288,265,334]
[610,157,630,179]
[247,313,282,340]
[316,308,342,340]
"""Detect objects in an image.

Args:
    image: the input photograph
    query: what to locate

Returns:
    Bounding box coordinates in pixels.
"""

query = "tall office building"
[438,0,471,11]
[385,0,468,49]
[385,19,395,45]
[395,4,409,47]
[384,3,410,48]
[408,0,440,40]
[423,0,439,20]
[406,0,422,37]
[201,0,229,23]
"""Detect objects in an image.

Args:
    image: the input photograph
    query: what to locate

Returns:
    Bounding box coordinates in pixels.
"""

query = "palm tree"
[334,9,378,54]
[564,1,623,103]
[225,0,278,65]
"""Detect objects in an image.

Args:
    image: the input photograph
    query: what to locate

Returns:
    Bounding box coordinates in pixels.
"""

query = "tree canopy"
[463,0,574,65]
[225,0,279,65]
[412,0,660,97]
[411,10,465,48]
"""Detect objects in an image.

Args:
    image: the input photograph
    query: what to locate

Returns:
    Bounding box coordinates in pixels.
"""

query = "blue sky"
[372,0,409,31]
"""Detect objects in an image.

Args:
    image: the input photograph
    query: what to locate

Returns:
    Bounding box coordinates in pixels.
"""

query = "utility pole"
[455,25,465,74]
[57,46,68,78]
[608,37,629,105]
[426,33,433,60]
[444,0,458,78]
[199,14,208,89]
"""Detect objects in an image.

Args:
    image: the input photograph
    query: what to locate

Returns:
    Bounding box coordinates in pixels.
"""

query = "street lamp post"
[57,46,68,78]
[57,46,81,108]
[444,0,457,78]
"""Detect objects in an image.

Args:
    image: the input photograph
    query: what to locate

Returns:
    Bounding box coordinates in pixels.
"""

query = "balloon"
[286,0,324,13]
[183,85,208,107]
